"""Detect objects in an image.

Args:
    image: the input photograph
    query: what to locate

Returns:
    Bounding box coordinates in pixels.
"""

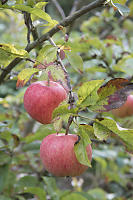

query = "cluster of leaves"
[0,0,133,199]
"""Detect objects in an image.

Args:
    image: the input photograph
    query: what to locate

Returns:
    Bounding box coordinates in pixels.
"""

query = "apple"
[24,81,67,124]
[112,95,133,118]
[40,133,92,177]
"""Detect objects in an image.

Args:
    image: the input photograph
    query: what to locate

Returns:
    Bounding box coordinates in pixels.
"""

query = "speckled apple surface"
[24,81,67,124]
[40,133,92,177]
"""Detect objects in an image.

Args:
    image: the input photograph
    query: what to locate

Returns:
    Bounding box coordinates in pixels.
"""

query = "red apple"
[24,81,67,124]
[112,95,133,118]
[40,133,92,177]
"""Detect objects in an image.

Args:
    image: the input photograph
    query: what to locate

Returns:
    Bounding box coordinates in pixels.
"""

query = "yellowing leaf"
[52,104,78,119]
[93,122,111,140]
[77,80,104,107]
[35,2,48,9]
[0,43,28,60]
[16,68,39,88]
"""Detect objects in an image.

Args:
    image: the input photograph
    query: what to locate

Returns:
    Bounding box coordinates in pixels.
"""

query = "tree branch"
[0,0,106,84]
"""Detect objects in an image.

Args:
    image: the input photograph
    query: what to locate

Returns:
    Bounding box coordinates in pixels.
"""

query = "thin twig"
[69,0,81,16]
[48,37,73,102]
[0,0,106,84]
[49,37,75,134]
[51,0,66,19]
[49,41,74,90]
[56,51,75,135]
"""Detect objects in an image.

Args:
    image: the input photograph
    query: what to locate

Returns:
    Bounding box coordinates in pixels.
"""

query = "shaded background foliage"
[0,0,133,200]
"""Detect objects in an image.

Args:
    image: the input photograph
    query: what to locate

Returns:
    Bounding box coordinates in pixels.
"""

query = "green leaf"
[36,45,57,63]
[53,117,63,133]
[52,104,78,119]
[12,4,58,29]
[93,122,111,140]
[77,124,94,139]
[66,52,83,72]
[77,80,104,108]
[74,125,92,167]
[16,68,39,87]
[24,187,46,200]
[95,118,133,153]
[85,66,106,73]
[13,5,50,22]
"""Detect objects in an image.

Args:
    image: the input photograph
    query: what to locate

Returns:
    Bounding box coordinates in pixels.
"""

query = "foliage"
[0,0,133,199]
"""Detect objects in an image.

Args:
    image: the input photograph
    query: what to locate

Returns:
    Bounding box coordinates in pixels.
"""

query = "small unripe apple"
[24,81,67,124]
[112,95,133,118]
[40,133,92,177]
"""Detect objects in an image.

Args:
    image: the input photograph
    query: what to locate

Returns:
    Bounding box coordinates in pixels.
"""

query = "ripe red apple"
[112,95,133,118]
[24,81,67,124]
[40,133,92,177]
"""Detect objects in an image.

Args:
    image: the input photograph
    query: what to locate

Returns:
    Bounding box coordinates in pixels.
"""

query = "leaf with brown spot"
[97,78,133,112]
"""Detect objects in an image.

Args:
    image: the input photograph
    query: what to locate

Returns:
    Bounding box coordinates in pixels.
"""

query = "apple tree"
[0,0,133,199]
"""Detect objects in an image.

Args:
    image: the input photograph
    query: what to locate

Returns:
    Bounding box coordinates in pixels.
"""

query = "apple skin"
[40,133,92,177]
[24,81,67,124]
[112,95,133,118]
